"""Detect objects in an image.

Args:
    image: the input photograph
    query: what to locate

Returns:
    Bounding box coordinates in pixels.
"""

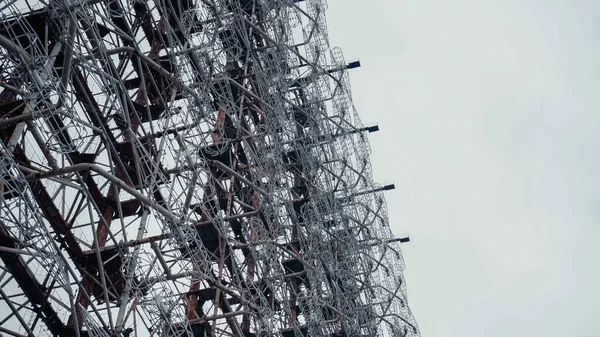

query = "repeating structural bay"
[0,0,420,337]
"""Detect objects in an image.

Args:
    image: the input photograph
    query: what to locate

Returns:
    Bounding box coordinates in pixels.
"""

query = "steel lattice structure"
[0,0,419,336]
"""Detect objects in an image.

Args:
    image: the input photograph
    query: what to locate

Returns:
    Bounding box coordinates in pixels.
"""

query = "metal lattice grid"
[0,0,420,336]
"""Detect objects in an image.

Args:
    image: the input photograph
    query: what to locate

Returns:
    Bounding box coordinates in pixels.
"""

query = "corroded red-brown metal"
[0,226,69,336]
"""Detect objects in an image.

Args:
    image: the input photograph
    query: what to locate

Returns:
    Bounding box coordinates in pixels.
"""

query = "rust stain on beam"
[0,227,69,336]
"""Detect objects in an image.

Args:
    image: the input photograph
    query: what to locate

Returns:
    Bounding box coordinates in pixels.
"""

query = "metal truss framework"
[0,0,419,336]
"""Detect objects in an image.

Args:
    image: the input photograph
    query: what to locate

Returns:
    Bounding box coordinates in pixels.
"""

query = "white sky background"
[325,1,600,336]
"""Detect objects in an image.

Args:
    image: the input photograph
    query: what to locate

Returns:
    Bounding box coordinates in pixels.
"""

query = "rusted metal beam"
[0,227,69,336]
[74,46,202,103]
[22,163,176,221]
[12,149,85,261]
[80,209,261,255]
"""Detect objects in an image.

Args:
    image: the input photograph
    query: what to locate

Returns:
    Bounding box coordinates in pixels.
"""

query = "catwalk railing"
[0,0,419,336]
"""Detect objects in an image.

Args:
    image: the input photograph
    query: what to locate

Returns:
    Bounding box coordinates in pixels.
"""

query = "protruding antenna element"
[341,124,379,137]
[338,183,396,204]
[327,60,362,75]
[366,125,379,133]
[346,60,361,70]
[366,236,410,247]
[382,184,395,191]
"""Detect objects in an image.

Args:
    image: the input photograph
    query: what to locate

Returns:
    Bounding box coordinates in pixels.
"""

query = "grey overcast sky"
[325,1,600,336]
